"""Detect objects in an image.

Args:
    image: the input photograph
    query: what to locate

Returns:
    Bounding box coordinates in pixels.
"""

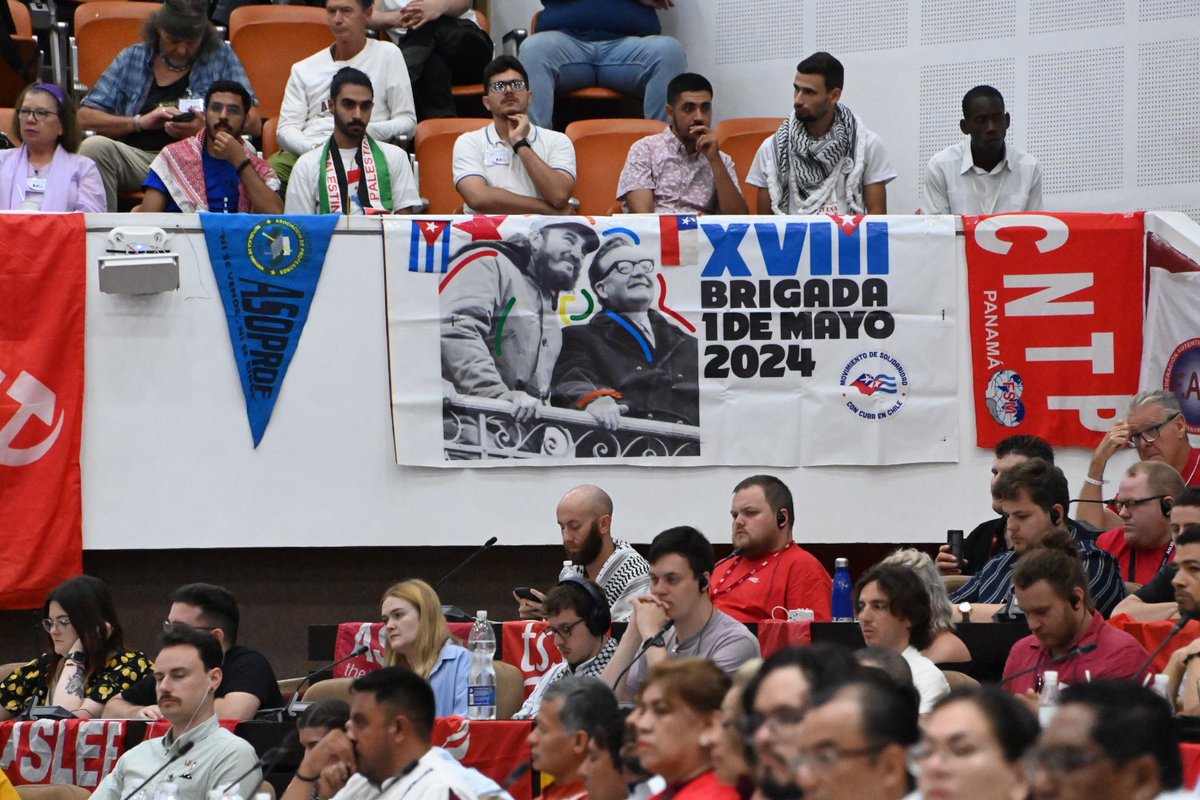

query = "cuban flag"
[851,373,898,396]
[659,214,698,266]
[409,219,454,273]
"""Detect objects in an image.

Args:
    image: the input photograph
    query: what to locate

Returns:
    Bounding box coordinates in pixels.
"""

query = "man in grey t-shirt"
[603,525,759,701]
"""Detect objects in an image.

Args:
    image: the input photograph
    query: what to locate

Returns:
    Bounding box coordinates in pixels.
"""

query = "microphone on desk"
[1000,642,1099,686]
[437,536,499,621]
[271,644,370,720]
[119,739,195,800]
[610,619,675,691]
[220,731,298,796]
[1132,611,1197,681]
[501,761,531,791]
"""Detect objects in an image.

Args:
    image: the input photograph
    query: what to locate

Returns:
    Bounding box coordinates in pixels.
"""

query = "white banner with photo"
[383,214,959,467]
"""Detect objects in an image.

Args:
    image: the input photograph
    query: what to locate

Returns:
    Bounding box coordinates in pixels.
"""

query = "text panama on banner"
[201,213,339,447]
[964,212,1145,448]
[0,214,85,609]
[382,214,958,467]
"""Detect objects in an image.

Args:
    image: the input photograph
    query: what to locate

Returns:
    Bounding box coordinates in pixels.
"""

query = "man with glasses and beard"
[138,81,281,213]
[441,217,599,421]
[552,235,699,429]
[515,486,648,623]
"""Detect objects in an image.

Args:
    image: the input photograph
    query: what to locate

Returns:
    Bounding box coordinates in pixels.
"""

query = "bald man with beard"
[515,485,650,623]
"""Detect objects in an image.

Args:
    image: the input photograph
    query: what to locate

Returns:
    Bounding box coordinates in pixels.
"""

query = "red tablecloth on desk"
[1108,614,1200,673]
[756,620,813,659]
[1182,742,1200,789]
[334,620,563,699]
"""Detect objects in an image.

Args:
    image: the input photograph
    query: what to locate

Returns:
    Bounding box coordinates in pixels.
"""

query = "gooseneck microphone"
[220,731,299,795]
[611,619,675,691]
[435,537,499,592]
[277,644,371,718]
[1000,642,1099,685]
[712,548,745,570]
[119,739,196,800]
[1132,611,1196,681]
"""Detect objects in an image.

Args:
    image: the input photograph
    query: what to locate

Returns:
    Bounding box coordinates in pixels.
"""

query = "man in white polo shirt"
[452,55,576,215]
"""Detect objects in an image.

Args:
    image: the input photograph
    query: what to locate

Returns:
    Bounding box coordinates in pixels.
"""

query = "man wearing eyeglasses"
[791,672,919,800]
[453,55,576,215]
[1028,680,1183,800]
[1076,390,1199,532]
[513,578,617,720]
[552,235,698,429]
[1094,461,1185,586]
[104,583,282,721]
[1111,488,1200,622]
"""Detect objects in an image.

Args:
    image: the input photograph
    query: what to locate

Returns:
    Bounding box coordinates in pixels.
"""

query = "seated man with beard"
[552,235,699,429]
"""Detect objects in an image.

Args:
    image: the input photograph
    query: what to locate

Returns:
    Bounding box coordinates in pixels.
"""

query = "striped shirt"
[949,524,1126,617]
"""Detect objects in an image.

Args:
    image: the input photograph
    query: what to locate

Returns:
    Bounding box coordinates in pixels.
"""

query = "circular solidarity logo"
[1164,338,1200,435]
[986,369,1025,427]
[840,350,909,420]
[247,218,306,276]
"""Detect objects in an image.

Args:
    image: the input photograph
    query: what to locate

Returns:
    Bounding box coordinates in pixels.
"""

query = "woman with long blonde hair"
[380,579,471,717]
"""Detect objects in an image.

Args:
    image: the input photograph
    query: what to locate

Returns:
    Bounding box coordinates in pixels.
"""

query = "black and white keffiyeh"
[769,103,867,214]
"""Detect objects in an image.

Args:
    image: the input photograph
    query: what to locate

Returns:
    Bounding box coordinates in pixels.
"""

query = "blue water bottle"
[832,558,853,621]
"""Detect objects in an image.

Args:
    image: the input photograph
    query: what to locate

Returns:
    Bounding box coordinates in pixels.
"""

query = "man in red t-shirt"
[1097,461,1185,585]
[710,475,832,622]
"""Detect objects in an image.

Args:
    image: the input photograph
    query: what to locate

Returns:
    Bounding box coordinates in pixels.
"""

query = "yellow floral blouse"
[0,650,152,713]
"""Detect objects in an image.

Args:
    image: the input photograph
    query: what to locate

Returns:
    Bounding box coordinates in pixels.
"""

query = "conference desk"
[0,718,535,800]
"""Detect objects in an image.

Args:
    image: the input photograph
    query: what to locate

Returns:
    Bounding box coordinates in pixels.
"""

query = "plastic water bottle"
[467,610,497,720]
[1039,670,1060,727]
[559,560,579,581]
[832,558,853,621]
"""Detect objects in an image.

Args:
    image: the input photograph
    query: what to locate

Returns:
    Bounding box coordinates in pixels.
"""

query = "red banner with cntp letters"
[964,212,1145,447]
[0,214,86,609]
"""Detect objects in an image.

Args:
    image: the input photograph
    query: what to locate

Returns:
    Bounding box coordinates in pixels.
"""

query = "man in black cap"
[77,0,261,211]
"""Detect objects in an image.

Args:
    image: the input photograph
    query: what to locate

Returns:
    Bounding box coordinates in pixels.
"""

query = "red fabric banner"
[334,621,562,697]
[0,214,86,609]
[0,719,128,787]
[964,212,1145,447]
[1107,614,1200,673]
[434,718,533,800]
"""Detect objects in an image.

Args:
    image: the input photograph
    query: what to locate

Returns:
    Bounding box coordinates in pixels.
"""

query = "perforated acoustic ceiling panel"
[1137,38,1200,187]
[1139,0,1200,22]
[714,0,802,66]
[1030,0,1123,34]
[920,0,1017,47]
[814,0,908,53]
[915,60,1016,202]
[1027,47,1125,194]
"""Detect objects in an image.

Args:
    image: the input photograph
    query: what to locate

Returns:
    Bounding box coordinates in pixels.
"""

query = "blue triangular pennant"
[201,212,339,447]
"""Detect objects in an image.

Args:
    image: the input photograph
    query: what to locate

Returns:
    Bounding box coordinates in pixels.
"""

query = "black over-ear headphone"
[776,509,788,528]
[557,576,612,636]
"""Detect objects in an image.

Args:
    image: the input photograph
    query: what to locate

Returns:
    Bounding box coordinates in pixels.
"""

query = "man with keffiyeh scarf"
[747,52,895,216]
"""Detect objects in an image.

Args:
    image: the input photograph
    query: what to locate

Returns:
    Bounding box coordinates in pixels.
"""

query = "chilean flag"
[659,214,698,266]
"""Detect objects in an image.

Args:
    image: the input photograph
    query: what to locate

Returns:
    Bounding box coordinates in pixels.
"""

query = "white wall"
[489,1,1200,220]
[82,213,1199,551]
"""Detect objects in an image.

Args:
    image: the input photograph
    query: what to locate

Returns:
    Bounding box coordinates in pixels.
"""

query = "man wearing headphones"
[514,577,618,719]
[712,475,832,622]
[604,526,760,702]
[1095,461,1185,585]
[92,625,261,800]
[1002,532,1149,698]
[950,459,1126,620]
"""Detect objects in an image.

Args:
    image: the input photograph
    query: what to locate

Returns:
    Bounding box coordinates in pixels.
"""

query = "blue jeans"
[520,31,687,128]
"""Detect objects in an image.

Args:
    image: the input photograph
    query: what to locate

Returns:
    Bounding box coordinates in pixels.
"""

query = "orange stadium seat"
[72,1,157,94]
[8,0,31,37]
[230,5,332,121]
[450,8,488,109]
[714,117,780,211]
[261,114,277,157]
[565,118,665,215]
[413,117,488,214]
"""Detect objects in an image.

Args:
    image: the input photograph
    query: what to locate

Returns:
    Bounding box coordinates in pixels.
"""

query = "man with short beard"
[139,80,281,213]
[441,219,600,420]
[552,236,699,429]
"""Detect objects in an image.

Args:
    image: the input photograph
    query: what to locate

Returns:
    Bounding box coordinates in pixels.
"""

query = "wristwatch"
[958,602,972,624]
[512,138,531,152]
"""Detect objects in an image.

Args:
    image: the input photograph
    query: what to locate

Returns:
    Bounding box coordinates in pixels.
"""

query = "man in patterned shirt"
[514,578,616,719]
[515,485,649,623]
[950,458,1126,620]
[617,72,746,215]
